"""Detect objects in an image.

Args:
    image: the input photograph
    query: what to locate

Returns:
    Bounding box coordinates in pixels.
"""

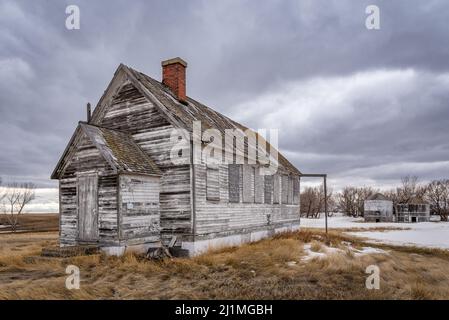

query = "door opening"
[78,174,99,241]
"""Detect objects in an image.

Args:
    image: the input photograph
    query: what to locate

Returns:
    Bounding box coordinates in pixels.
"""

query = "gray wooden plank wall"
[100,84,191,240]
[60,134,118,246]
[119,175,160,241]
[194,163,300,236]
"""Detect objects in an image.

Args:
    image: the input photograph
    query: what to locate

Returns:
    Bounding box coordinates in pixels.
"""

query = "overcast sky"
[1,0,448,212]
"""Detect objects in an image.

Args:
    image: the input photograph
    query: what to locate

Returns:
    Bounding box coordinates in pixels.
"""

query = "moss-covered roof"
[80,123,162,176]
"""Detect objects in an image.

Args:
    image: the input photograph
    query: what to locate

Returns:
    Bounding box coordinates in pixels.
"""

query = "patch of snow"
[301,215,449,250]
[348,227,449,249]
[301,242,389,262]
[301,216,404,229]
[301,244,330,261]
[352,247,389,257]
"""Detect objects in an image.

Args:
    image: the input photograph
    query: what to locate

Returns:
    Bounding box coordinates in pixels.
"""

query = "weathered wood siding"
[59,133,118,246]
[99,83,191,240]
[119,175,160,243]
[194,163,300,237]
[254,168,264,204]
[206,166,220,201]
[273,174,280,204]
[228,164,240,203]
[264,175,273,204]
[242,165,255,203]
[77,174,99,241]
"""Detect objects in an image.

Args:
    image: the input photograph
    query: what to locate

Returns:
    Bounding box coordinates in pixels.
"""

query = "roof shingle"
[81,123,161,176]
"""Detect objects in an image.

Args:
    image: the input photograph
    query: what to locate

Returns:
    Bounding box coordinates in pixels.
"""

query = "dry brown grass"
[1,229,449,300]
[0,214,58,233]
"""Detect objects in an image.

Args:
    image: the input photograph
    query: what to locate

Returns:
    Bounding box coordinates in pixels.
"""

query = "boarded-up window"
[254,168,264,204]
[289,176,296,204]
[242,165,255,203]
[293,176,300,205]
[228,164,240,203]
[264,175,273,204]
[281,175,289,204]
[206,167,220,201]
[273,174,280,204]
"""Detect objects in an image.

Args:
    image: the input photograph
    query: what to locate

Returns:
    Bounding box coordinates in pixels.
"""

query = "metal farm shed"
[364,193,394,222]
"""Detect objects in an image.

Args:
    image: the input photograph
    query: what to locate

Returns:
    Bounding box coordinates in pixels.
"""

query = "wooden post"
[324,175,328,235]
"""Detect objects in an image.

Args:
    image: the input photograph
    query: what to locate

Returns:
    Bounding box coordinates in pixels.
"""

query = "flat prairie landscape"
[1,217,449,299]
[0,214,58,233]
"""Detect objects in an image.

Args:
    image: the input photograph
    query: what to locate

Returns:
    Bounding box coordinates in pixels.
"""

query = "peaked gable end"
[51,123,161,179]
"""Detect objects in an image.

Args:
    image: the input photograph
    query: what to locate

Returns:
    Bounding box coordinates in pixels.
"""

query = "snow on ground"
[301,215,449,250]
[301,244,334,261]
[300,243,389,262]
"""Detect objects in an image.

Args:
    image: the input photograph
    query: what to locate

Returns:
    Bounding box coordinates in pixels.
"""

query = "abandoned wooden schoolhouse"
[51,58,301,256]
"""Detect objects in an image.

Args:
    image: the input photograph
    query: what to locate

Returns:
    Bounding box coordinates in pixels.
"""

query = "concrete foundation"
[100,242,160,256]
[99,222,301,257]
[181,222,301,256]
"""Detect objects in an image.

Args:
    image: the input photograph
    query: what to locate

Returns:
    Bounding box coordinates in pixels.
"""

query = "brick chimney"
[161,57,188,103]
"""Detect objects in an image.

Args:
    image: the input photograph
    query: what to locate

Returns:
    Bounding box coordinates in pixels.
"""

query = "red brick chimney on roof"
[161,57,188,103]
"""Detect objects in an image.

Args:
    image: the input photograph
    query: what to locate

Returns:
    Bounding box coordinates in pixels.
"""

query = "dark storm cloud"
[0,0,448,199]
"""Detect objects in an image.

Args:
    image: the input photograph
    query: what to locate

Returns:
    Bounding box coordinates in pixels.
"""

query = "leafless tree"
[337,186,376,217]
[384,176,426,212]
[396,175,426,203]
[0,177,5,226]
[425,179,449,221]
[300,187,317,218]
[338,187,359,217]
[300,184,334,218]
[1,182,36,232]
[0,177,4,200]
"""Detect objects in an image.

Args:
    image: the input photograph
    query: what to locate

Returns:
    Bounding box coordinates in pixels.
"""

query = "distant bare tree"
[337,187,358,217]
[0,177,4,200]
[0,177,5,225]
[337,186,376,217]
[397,175,426,203]
[300,187,319,218]
[1,182,36,232]
[300,185,334,218]
[385,176,426,211]
[425,179,449,222]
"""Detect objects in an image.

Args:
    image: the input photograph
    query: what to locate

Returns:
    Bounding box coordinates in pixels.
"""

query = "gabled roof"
[399,196,430,205]
[366,193,390,201]
[51,123,161,179]
[89,64,300,175]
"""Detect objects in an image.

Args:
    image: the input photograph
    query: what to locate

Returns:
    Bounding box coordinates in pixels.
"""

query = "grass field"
[0,214,58,233]
[1,227,449,299]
